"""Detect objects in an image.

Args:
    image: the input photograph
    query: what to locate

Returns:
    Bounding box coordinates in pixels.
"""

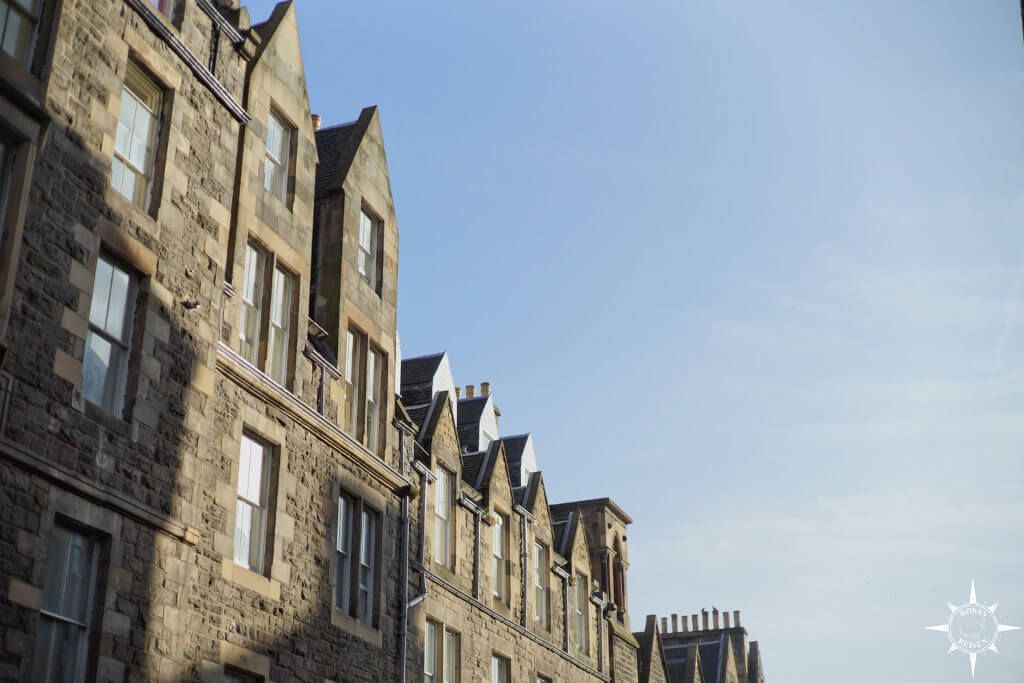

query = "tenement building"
[0,1,765,682]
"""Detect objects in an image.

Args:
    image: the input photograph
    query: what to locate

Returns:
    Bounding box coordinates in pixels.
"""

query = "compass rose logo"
[926,580,1020,678]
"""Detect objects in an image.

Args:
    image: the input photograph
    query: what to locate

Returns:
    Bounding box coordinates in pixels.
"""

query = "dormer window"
[264,109,292,205]
[358,206,382,294]
[0,0,40,66]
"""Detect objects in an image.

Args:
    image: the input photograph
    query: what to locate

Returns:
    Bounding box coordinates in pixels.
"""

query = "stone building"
[0,1,764,682]
[656,610,765,683]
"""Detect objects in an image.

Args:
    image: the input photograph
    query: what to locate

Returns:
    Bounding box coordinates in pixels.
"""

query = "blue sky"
[249,2,1024,680]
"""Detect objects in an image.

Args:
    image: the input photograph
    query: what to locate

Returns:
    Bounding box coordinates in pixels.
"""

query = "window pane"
[88,258,113,328]
[240,244,265,364]
[424,621,437,681]
[105,265,131,341]
[233,499,252,567]
[443,630,458,683]
[268,266,293,384]
[33,618,86,683]
[358,508,376,624]
[82,331,113,409]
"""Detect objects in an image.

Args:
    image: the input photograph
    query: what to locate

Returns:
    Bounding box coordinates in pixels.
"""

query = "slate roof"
[500,434,529,487]
[314,117,361,199]
[456,395,488,452]
[400,352,445,406]
[406,403,430,431]
[461,451,485,488]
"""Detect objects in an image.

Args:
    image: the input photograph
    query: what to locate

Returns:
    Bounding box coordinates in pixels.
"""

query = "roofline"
[550,497,633,524]
[401,350,446,363]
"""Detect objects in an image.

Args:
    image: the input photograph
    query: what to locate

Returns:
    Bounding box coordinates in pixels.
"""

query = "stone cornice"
[216,341,410,492]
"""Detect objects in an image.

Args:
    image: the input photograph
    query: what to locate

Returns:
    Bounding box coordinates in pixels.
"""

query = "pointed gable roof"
[314,105,377,199]
[635,615,671,683]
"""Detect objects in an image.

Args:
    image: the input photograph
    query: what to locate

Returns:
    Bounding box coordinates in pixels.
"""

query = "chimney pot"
[702,610,710,631]
[723,612,731,628]
[681,615,689,632]
[311,113,321,131]
[733,610,741,628]
[713,608,720,629]
[671,614,678,633]
[661,617,669,634]
[455,387,461,399]
[466,385,475,398]
[481,381,491,396]
[691,614,699,631]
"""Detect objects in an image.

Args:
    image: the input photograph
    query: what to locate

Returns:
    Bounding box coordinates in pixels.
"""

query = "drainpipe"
[514,504,533,627]
[553,564,571,652]
[458,494,486,599]
[399,454,433,683]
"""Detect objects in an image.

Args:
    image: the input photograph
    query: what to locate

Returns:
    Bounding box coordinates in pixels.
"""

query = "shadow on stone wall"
[0,115,207,681]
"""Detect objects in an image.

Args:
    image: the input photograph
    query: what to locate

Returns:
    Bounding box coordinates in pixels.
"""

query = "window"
[574,574,589,653]
[0,0,39,66]
[234,433,274,574]
[357,207,382,292]
[238,242,296,385]
[113,62,162,211]
[147,0,181,22]
[335,492,379,626]
[267,265,293,384]
[335,493,353,613]
[357,507,377,624]
[492,512,508,603]
[343,327,386,455]
[239,243,266,365]
[83,255,135,416]
[32,524,101,683]
[533,542,549,629]
[425,620,460,683]
[223,670,262,683]
[264,110,291,203]
[434,467,453,569]
[490,654,510,683]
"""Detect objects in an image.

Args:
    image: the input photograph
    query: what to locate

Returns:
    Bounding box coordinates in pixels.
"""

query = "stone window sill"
[221,558,281,601]
[331,608,382,647]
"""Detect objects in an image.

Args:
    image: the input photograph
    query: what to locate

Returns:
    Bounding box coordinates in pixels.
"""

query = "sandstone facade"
[0,2,762,682]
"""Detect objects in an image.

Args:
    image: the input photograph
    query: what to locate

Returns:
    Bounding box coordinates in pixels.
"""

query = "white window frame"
[357,506,377,625]
[492,512,508,603]
[83,254,136,416]
[113,61,161,211]
[425,619,460,683]
[33,523,101,683]
[264,109,291,203]
[239,242,266,365]
[343,327,386,455]
[336,491,379,626]
[267,263,294,385]
[533,542,549,629]
[234,433,273,574]
[490,654,510,683]
[434,467,453,569]
[335,493,353,613]
[357,207,381,292]
[239,242,296,387]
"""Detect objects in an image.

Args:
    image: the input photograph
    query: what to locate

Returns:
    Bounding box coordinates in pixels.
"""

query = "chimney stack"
[733,610,742,628]
[723,611,731,628]
[661,617,669,634]
[455,387,461,399]
[691,614,699,631]
[701,610,709,631]
[311,113,321,131]
[465,385,475,398]
[712,608,720,629]
[671,614,678,633]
